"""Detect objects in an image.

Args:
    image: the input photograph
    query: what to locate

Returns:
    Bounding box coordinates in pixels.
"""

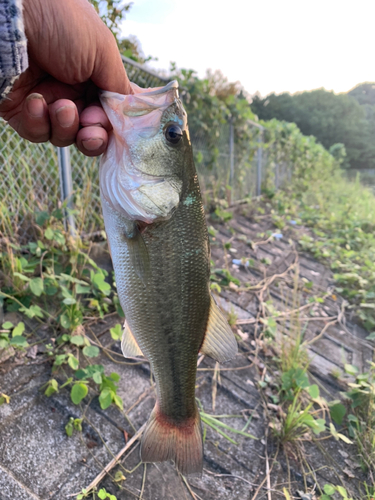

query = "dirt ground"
[0,201,373,500]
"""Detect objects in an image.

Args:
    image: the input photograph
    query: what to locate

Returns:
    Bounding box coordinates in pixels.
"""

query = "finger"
[76,125,108,157]
[49,99,80,147]
[16,93,50,143]
[92,30,133,95]
[80,104,111,131]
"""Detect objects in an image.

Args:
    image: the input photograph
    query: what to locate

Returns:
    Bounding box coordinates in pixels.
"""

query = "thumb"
[93,30,133,95]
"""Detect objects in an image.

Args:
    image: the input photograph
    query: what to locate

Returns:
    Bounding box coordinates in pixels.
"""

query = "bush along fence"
[0,59,341,241]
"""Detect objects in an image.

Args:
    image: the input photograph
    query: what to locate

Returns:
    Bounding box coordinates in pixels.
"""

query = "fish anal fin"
[200,295,238,363]
[141,403,203,476]
[121,321,144,358]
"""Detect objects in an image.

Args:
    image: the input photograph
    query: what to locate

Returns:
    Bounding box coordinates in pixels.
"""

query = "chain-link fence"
[0,56,290,240]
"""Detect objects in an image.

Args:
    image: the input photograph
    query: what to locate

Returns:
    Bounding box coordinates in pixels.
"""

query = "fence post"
[275,163,279,190]
[229,117,234,187]
[256,131,263,197]
[228,117,235,205]
[57,146,76,235]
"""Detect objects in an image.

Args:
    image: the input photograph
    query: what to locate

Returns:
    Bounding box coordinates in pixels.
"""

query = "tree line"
[251,84,375,171]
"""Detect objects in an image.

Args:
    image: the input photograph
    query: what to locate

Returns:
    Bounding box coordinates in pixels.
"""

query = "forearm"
[0,0,28,99]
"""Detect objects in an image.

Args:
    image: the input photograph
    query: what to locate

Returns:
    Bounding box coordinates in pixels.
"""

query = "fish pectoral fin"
[126,225,151,286]
[200,295,238,363]
[121,321,144,358]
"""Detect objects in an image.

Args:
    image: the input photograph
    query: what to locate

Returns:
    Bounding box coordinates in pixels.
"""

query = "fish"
[99,80,237,475]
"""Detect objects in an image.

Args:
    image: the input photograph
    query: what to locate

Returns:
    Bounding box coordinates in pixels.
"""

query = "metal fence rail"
[0,57,287,240]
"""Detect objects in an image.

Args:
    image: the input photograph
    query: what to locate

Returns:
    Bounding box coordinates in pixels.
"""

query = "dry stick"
[265,429,272,500]
[304,319,337,346]
[180,474,204,500]
[70,423,146,497]
[203,469,281,491]
[139,463,147,500]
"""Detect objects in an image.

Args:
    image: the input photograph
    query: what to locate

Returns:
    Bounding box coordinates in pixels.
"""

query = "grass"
[266,170,375,496]
[273,172,375,333]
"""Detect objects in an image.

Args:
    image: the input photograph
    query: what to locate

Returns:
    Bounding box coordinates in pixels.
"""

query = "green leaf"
[54,354,67,366]
[110,324,123,341]
[63,297,76,305]
[309,418,326,435]
[93,372,102,384]
[71,383,88,405]
[330,403,346,425]
[45,227,54,240]
[344,364,358,376]
[82,345,100,358]
[366,332,375,340]
[76,284,91,294]
[65,420,73,437]
[0,338,9,348]
[73,418,82,432]
[92,272,111,292]
[20,305,44,319]
[52,208,64,220]
[60,314,71,329]
[110,372,120,382]
[74,369,87,380]
[10,336,28,347]
[12,322,25,337]
[35,210,50,226]
[99,388,113,410]
[67,354,79,370]
[336,486,348,498]
[29,277,44,297]
[70,335,85,346]
[53,231,66,246]
[45,379,58,397]
[2,321,13,329]
[98,490,107,500]
[324,484,336,496]
[45,285,58,296]
[113,394,123,410]
[307,384,319,399]
[13,272,31,282]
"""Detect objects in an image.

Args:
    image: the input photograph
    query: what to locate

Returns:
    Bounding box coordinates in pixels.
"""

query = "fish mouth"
[135,80,179,96]
[99,80,179,99]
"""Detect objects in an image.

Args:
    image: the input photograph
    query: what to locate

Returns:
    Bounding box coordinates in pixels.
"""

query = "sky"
[121,0,375,97]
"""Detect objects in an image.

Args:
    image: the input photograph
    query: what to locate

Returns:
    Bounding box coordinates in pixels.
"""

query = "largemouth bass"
[99,80,237,475]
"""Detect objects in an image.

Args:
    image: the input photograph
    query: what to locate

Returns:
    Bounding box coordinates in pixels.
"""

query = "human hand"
[0,0,132,156]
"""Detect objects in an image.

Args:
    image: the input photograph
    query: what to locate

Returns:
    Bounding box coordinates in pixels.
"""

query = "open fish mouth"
[99,80,184,223]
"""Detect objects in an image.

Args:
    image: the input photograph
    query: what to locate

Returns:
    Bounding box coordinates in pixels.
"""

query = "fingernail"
[55,106,76,128]
[26,93,45,118]
[82,138,104,151]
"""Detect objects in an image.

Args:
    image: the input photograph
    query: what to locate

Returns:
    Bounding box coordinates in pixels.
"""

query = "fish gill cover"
[99,80,185,223]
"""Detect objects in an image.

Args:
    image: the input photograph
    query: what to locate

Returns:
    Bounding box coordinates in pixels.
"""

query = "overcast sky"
[121,0,375,97]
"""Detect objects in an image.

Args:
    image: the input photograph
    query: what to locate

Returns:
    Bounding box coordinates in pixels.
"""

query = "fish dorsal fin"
[121,321,144,358]
[200,295,238,363]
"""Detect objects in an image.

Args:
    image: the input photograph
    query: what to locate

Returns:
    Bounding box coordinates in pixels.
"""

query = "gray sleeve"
[0,0,28,99]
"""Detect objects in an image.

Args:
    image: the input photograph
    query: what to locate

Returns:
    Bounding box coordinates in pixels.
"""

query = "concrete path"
[0,204,372,499]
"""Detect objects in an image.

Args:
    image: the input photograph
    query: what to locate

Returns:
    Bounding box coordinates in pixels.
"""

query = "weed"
[341,362,375,481]
[273,175,375,332]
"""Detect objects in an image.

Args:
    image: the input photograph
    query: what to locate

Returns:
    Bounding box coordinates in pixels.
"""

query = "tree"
[251,88,375,170]
[348,82,375,106]
[88,0,150,62]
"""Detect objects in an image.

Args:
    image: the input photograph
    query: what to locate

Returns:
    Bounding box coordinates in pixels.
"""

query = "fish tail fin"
[141,403,203,476]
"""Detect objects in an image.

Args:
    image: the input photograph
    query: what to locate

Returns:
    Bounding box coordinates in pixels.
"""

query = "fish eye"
[164,123,183,145]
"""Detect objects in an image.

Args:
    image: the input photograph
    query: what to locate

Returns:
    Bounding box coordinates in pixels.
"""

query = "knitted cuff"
[0,0,28,99]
